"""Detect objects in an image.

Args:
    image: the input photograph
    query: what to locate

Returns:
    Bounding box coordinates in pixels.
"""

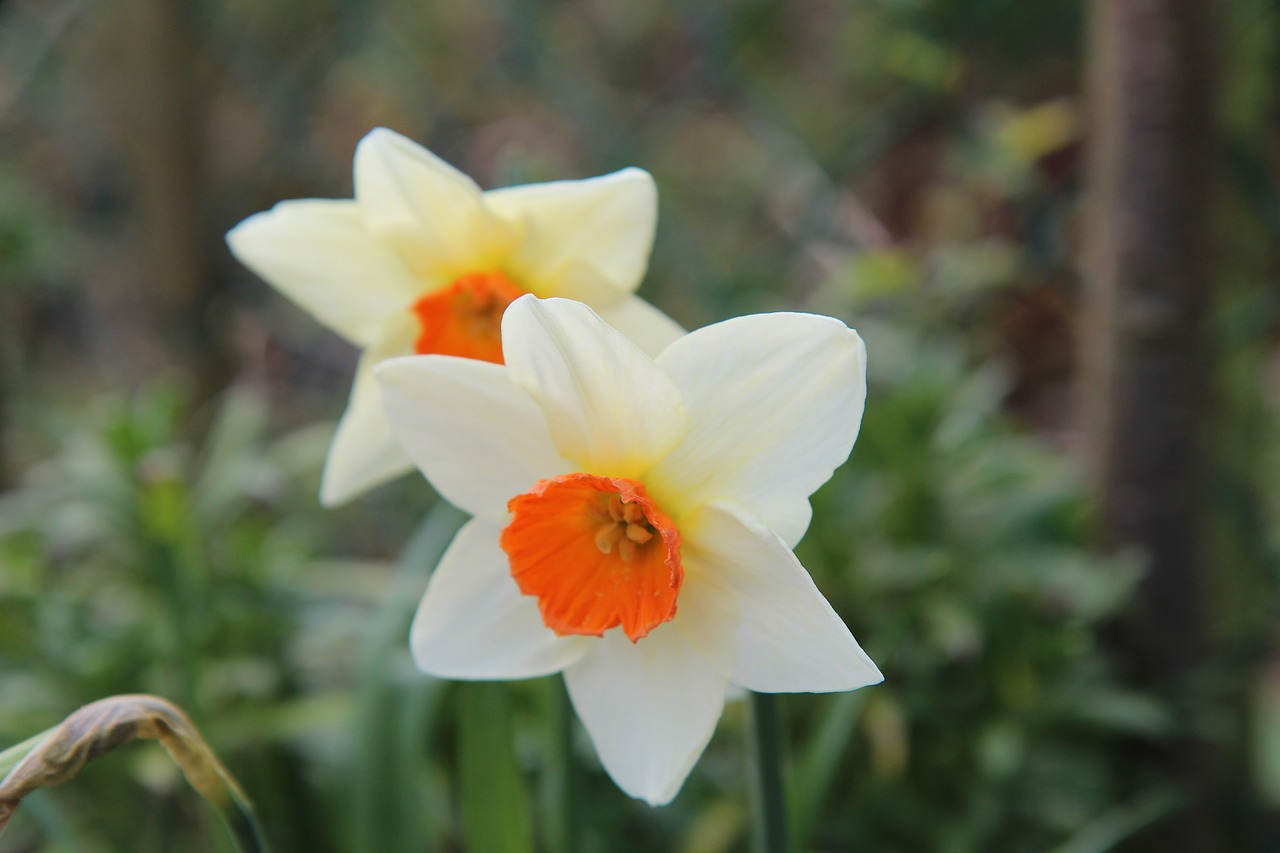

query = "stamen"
[595,522,623,554]
[593,496,657,562]
[625,523,653,544]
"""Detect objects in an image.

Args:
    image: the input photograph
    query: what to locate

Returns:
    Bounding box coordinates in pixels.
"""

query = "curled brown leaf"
[0,694,261,850]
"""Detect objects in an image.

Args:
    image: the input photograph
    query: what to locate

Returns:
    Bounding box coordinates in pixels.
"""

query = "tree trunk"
[112,0,231,411]
[1082,0,1218,849]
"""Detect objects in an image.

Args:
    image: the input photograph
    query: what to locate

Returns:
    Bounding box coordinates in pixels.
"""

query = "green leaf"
[349,503,464,853]
[789,691,866,848]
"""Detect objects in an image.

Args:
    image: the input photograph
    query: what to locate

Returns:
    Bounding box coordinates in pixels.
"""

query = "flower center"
[500,473,683,642]
[410,270,525,363]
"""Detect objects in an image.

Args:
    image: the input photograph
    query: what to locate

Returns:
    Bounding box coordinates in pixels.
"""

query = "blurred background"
[0,0,1274,850]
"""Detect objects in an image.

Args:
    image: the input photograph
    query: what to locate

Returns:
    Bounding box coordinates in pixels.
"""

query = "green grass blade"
[1046,788,1181,853]
[349,502,465,853]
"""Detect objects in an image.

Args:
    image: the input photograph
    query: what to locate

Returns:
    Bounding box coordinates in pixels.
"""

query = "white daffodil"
[376,295,883,806]
[226,127,681,506]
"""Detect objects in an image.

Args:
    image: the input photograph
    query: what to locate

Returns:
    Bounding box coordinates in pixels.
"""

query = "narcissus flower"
[376,296,882,805]
[226,128,680,506]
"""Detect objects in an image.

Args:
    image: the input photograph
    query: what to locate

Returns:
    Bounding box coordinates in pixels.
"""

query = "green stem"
[748,692,791,853]
[538,678,574,853]
[458,683,534,853]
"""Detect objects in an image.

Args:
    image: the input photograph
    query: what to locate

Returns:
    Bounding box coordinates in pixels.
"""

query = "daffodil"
[226,128,681,506]
[376,295,882,805]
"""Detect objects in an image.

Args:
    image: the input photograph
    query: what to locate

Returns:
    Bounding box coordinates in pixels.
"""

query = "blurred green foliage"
[0,385,337,851]
[0,274,1158,852]
[794,271,1157,851]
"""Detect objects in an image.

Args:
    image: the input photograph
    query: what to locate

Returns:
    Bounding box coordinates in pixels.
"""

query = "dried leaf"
[0,694,265,851]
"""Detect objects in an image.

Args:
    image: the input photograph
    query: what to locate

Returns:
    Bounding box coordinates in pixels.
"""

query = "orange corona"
[500,474,683,642]
[411,271,525,363]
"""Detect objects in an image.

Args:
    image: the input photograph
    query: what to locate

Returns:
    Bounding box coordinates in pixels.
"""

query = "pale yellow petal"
[227,199,419,347]
[354,128,518,282]
[320,315,419,506]
[485,167,656,296]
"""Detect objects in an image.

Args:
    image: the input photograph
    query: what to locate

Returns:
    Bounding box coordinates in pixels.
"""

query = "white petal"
[501,296,687,478]
[411,519,589,679]
[226,199,420,347]
[593,295,686,358]
[681,500,882,694]
[375,353,571,522]
[648,313,867,547]
[564,625,728,805]
[354,128,516,280]
[319,317,419,507]
[485,167,657,297]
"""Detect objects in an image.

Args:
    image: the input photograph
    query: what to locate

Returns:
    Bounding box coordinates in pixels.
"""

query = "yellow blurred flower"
[227,128,680,505]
